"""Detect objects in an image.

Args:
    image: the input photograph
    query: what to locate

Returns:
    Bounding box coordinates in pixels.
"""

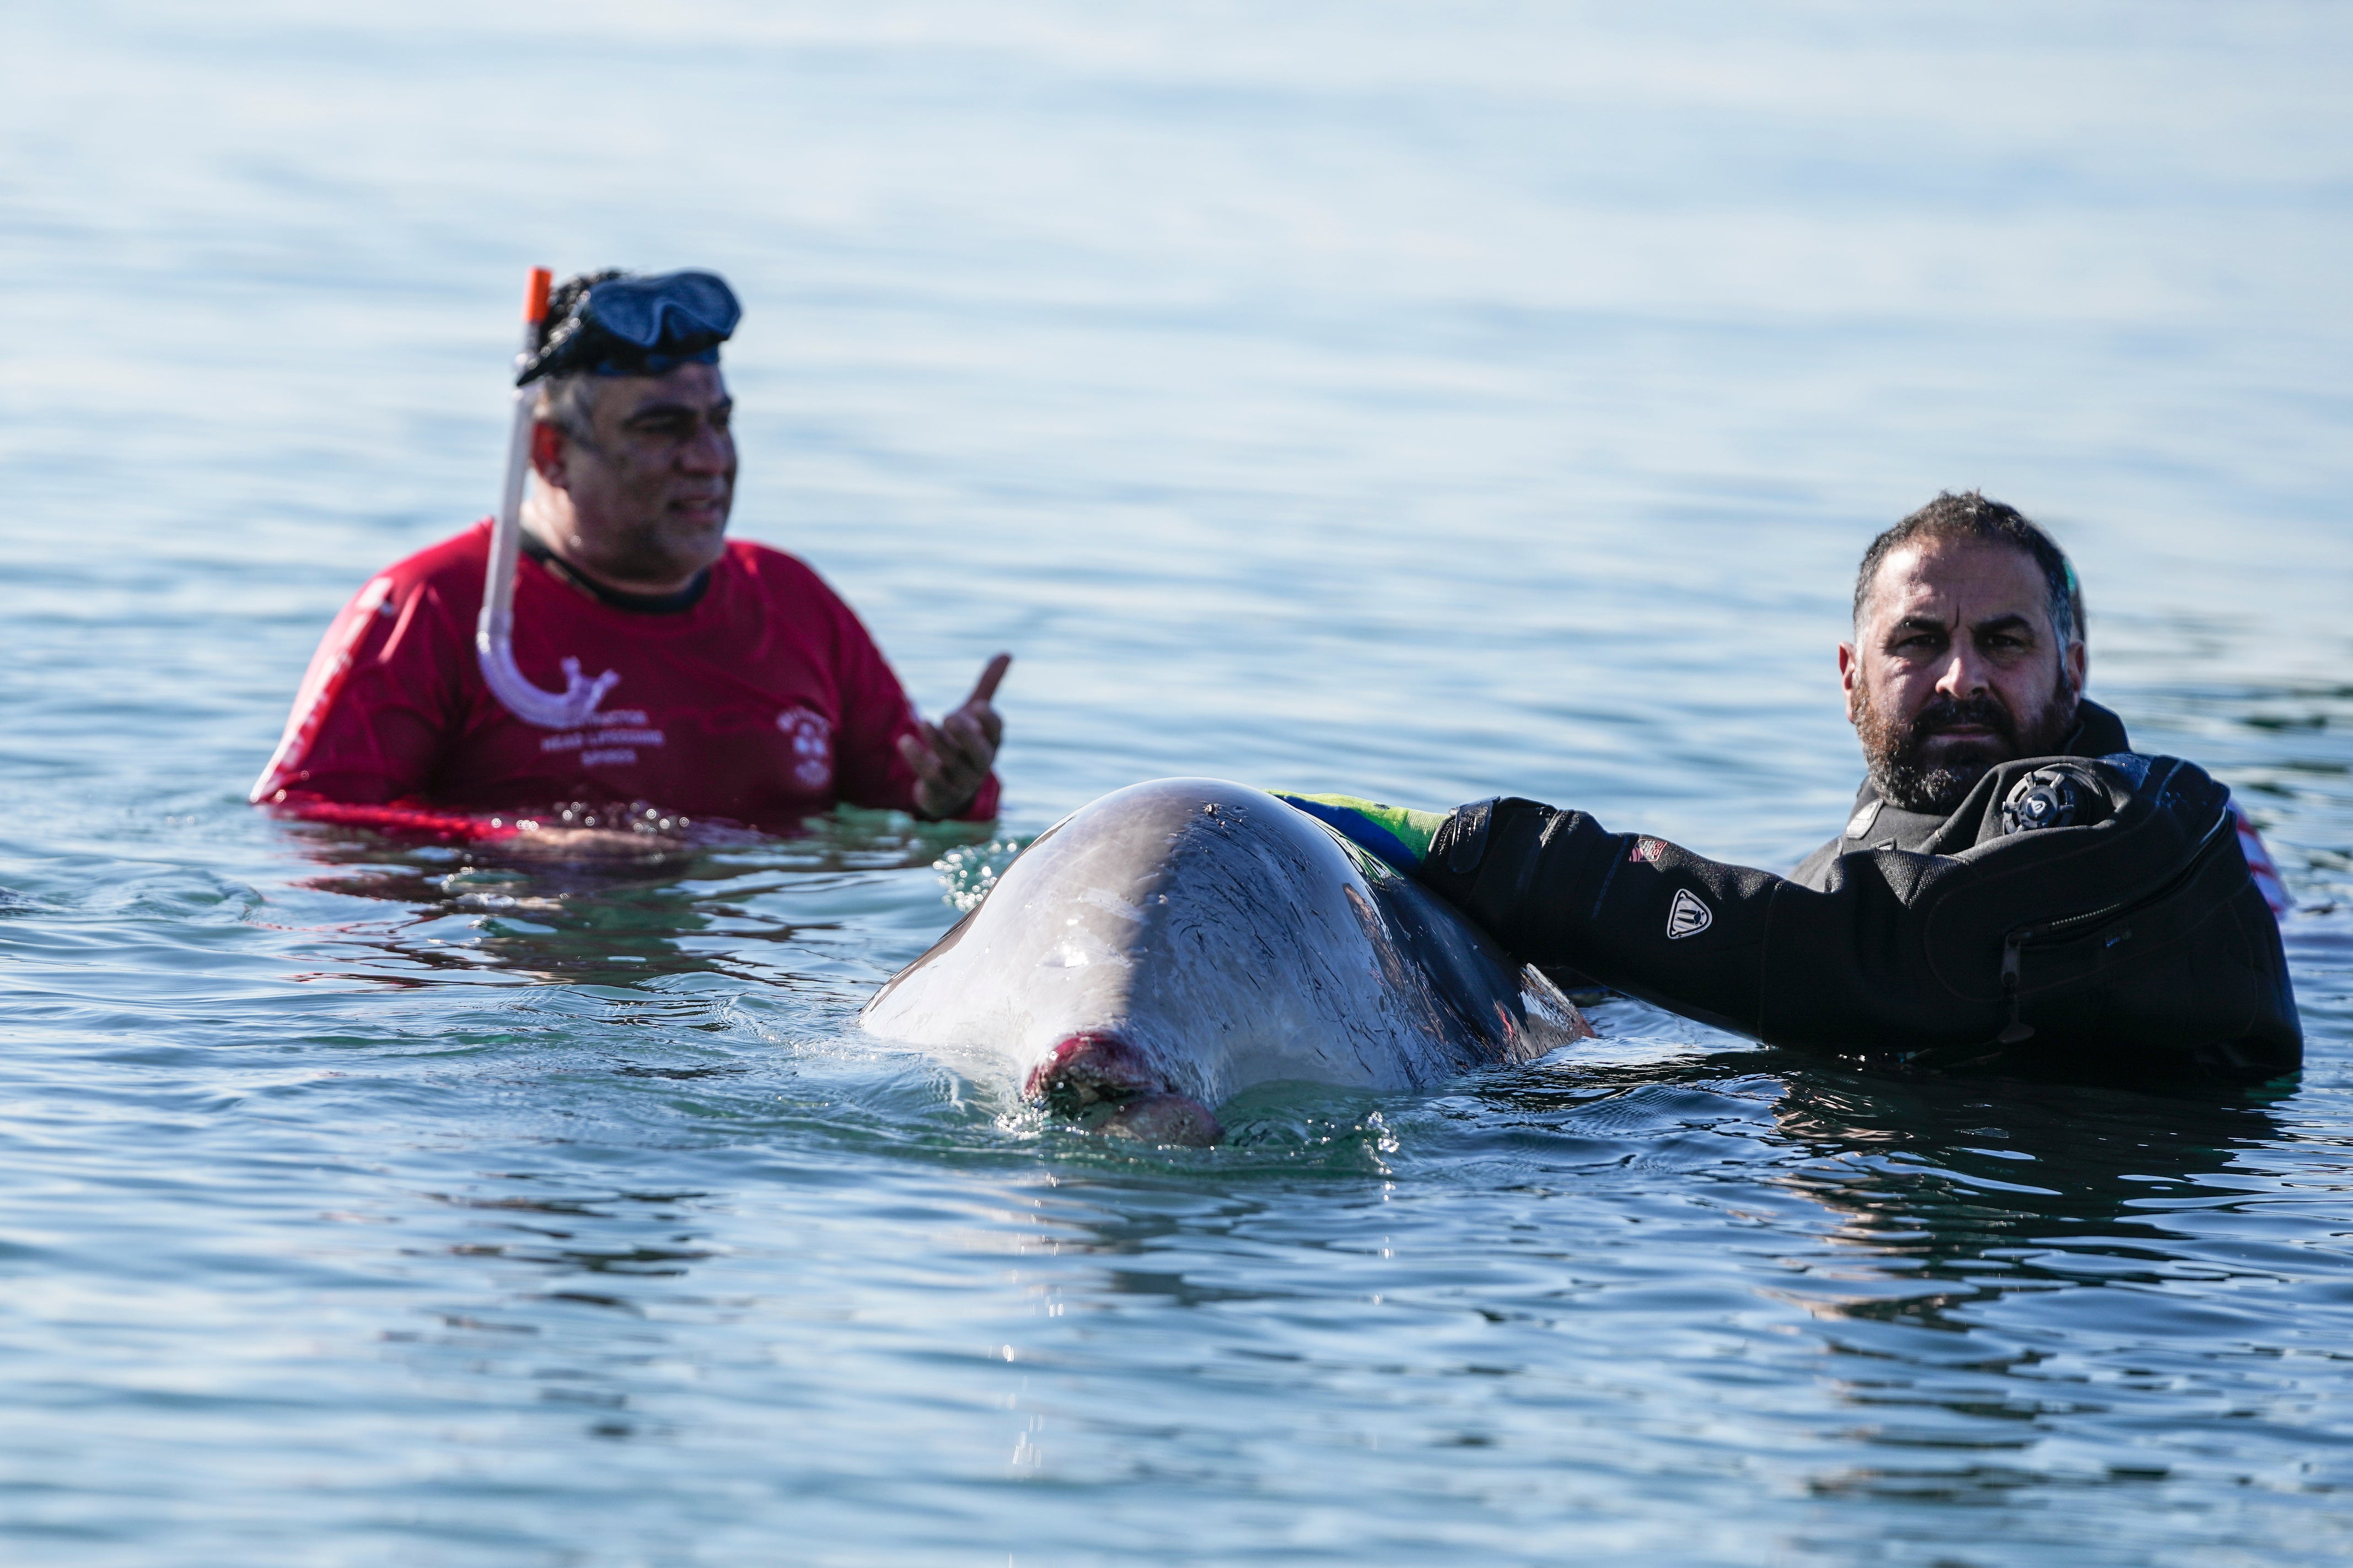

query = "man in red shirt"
[254,270,1005,836]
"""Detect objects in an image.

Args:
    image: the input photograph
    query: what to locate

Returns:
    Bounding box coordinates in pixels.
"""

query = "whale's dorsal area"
[859,778,1591,1144]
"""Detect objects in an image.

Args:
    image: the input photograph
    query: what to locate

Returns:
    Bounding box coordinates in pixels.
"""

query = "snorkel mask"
[518,269,743,385]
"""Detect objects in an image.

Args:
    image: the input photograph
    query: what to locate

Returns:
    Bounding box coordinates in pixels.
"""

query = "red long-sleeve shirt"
[253,520,998,831]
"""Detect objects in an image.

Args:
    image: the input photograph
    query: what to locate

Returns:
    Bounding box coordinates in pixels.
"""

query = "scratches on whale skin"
[1348,883,1413,998]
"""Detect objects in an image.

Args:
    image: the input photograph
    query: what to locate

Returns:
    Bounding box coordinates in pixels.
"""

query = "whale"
[859,778,1592,1145]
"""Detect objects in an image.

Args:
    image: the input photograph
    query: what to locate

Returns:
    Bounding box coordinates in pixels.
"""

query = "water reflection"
[1476,1049,2312,1504]
[275,809,994,987]
[1489,1049,2290,1310]
[1777,1069,2279,1238]
[1766,1071,2302,1504]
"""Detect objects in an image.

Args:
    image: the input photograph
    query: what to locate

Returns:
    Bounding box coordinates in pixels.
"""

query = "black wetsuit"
[1418,699,2301,1084]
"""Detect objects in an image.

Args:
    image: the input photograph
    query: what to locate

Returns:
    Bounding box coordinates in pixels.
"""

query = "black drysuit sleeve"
[1419,801,1944,1048]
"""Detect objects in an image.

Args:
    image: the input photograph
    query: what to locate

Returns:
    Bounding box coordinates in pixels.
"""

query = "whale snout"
[1022,1030,1157,1106]
[1025,1032,1224,1147]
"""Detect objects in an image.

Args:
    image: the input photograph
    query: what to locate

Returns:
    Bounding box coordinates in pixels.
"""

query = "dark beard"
[1860,680,2077,815]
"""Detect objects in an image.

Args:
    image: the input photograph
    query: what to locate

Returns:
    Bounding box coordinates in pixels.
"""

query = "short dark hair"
[1853,490,2083,647]
[529,270,631,446]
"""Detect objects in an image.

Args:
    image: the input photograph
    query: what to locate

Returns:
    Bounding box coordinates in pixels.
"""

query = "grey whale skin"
[860,778,1592,1145]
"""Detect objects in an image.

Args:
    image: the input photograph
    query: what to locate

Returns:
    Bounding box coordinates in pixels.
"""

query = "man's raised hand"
[898,653,1011,820]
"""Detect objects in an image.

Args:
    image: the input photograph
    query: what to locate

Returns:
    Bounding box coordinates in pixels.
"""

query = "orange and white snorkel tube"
[475,265,622,730]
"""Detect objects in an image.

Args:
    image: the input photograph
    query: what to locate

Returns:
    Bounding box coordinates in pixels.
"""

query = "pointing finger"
[966,653,1012,707]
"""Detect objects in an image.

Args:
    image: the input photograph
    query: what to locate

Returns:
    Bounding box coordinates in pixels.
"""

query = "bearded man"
[1286,493,2301,1083]
[1800,493,2117,877]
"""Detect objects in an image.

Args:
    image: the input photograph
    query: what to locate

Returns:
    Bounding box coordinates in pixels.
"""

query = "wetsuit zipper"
[1995,807,2235,1046]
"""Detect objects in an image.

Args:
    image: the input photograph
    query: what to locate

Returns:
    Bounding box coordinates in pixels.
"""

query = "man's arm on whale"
[1277,492,2300,1082]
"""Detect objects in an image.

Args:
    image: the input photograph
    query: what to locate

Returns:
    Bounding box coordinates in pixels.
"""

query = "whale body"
[860,778,1591,1144]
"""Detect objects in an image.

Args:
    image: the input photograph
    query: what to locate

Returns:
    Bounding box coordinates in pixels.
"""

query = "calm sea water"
[4,3,2350,1564]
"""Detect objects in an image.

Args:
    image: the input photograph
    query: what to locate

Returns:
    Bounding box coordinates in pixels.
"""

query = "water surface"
[3,3,2350,1563]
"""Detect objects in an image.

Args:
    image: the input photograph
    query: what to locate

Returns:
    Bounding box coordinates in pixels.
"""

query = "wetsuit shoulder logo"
[1666,887,1713,940]
[1845,799,1882,841]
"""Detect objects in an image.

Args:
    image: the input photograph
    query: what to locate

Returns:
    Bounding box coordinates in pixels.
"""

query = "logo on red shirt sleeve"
[777,707,834,790]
